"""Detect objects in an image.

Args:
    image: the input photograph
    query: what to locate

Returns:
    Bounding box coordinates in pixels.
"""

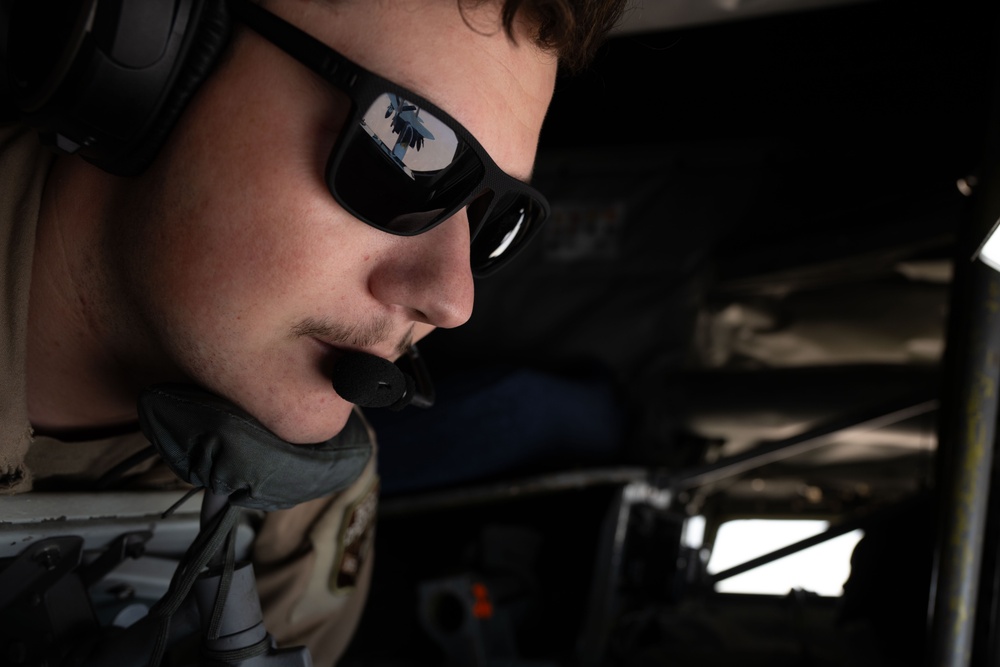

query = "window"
[707,519,864,596]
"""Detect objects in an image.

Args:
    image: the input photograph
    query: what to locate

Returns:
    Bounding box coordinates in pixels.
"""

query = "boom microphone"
[332,351,417,410]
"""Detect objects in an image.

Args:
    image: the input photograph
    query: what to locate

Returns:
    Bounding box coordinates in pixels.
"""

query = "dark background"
[350,1,1000,665]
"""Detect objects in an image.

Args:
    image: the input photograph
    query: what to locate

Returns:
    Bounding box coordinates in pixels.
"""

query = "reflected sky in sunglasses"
[360,93,460,178]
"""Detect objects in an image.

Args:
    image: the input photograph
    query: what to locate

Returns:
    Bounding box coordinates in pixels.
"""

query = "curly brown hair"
[477,0,628,71]
[266,0,628,72]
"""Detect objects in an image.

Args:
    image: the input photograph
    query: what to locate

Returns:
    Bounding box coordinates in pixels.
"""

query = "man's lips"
[310,333,408,366]
[306,338,344,391]
[311,337,398,364]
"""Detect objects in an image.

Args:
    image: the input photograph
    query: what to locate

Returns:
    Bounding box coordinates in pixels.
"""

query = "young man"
[1,0,625,663]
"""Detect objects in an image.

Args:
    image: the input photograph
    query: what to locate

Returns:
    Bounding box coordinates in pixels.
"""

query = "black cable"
[207,523,239,641]
[93,445,158,490]
[147,503,241,666]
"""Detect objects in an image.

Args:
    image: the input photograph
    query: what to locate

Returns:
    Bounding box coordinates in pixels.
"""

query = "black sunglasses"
[229,0,550,277]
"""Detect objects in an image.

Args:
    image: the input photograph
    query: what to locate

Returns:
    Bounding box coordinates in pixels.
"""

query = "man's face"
[108,0,558,443]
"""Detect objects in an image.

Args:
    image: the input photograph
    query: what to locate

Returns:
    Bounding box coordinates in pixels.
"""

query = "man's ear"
[2,0,232,176]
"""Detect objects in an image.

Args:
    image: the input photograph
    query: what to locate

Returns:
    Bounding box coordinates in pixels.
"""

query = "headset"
[1,0,232,176]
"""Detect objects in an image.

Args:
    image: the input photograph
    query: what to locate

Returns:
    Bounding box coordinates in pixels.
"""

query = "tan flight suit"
[0,126,377,665]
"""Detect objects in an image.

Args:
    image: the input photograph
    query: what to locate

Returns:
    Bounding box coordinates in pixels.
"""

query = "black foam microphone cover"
[332,351,414,409]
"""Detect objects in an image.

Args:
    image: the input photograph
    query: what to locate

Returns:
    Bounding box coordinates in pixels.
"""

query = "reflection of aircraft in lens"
[385,93,435,162]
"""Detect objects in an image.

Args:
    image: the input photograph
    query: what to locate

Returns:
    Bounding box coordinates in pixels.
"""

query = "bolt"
[125,542,146,559]
[32,546,61,571]
[957,176,978,197]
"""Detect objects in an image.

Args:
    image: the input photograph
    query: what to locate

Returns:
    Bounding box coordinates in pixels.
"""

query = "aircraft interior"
[342,0,1000,665]
[0,0,996,665]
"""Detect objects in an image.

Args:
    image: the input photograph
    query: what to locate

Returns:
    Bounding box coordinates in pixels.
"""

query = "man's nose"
[368,212,475,329]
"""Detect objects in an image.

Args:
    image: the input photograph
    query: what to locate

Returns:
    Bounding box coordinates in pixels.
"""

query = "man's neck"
[26,157,141,433]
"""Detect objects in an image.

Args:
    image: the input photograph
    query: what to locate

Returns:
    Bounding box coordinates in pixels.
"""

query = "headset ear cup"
[99,0,232,176]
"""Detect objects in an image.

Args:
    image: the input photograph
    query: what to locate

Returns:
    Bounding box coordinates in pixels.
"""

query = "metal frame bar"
[929,176,1000,667]
[672,397,938,492]
[378,466,651,517]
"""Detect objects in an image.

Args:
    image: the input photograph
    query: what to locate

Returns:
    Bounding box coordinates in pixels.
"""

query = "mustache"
[292,317,414,357]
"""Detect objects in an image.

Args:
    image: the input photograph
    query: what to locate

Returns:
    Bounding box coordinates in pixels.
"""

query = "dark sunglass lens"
[471,196,544,274]
[329,93,484,234]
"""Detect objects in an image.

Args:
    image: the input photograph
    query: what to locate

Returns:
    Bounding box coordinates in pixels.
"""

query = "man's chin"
[252,396,357,445]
